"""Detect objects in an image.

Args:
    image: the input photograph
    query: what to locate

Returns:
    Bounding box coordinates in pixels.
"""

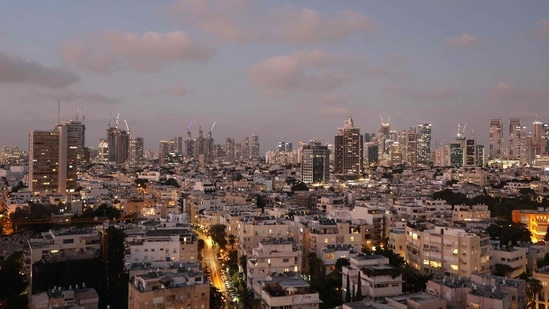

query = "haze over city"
[1,1,549,151]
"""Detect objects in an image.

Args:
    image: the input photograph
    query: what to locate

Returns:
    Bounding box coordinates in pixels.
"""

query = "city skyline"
[1,1,549,151]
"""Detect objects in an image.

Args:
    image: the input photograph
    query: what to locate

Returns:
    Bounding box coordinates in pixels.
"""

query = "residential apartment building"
[128,268,209,309]
[257,272,321,309]
[247,237,302,294]
[238,216,291,258]
[406,224,491,278]
[125,229,198,264]
[342,255,402,301]
[512,209,549,243]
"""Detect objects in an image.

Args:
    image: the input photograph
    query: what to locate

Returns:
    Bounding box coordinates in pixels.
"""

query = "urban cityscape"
[1,1,549,309]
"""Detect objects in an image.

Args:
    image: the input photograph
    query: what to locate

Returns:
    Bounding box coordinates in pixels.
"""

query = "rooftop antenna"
[57,98,61,125]
[82,107,85,124]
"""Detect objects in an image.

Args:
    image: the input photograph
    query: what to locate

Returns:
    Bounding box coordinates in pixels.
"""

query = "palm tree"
[522,274,542,309]
[228,234,236,250]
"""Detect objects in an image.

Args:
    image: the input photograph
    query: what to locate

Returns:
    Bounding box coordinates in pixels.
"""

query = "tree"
[355,270,363,301]
[494,263,514,277]
[228,234,236,250]
[239,255,248,276]
[291,181,309,192]
[520,272,542,309]
[208,224,227,248]
[345,274,351,303]
[210,286,224,309]
[487,219,531,246]
[0,251,28,307]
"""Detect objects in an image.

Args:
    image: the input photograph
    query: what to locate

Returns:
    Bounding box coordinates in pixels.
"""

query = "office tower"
[476,145,485,167]
[251,134,260,160]
[544,123,549,154]
[234,143,241,160]
[533,119,544,156]
[129,137,144,166]
[173,136,183,154]
[489,119,503,159]
[241,136,250,160]
[520,135,533,165]
[365,142,379,166]
[98,139,108,163]
[334,117,363,179]
[301,140,330,184]
[225,138,235,162]
[116,129,129,164]
[194,126,204,159]
[158,140,170,165]
[29,131,59,194]
[185,126,194,159]
[465,139,477,166]
[364,133,371,143]
[416,123,432,166]
[405,128,417,167]
[285,142,292,152]
[277,141,286,152]
[57,120,85,194]
[508,118,522,160]
[107,127,118,162]
[378,117,391,161]
[450,143,463,167]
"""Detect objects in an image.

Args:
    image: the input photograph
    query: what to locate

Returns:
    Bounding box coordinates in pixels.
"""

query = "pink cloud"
[447,33,479,47]
[387,53,410,67]
[386,86,456,100]
[534,18,549,40]
[171,0,259,44]
[0,51,79,88]
[267,5,377,44]
[171,1,377,45]
[249,49,363,94]
[61,31,214,72]
[165,85,188,97]
[492,81,513,92]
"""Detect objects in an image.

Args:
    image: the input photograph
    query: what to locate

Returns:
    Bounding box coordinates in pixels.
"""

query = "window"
[283,258,289,263]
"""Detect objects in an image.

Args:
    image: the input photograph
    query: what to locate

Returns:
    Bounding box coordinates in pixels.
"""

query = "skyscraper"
[251,134,260,160]
[301,140,330,184]
[129,137,144,166]
[241,136,250,160]
[489,119,503,159]
[416,123,432,166]
[508,118,522,160]
[533,119,544,156]
[406,128,417,167]
[334,117,363,180]
[57,120,85,193]
[29,130,59,194]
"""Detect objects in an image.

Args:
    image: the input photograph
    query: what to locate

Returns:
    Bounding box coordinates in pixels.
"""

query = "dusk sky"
[1,1,549,152]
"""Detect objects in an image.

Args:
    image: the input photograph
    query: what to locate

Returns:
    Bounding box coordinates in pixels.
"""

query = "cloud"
[387,53,409,67]
[320,106,350,116]
[447,33,479,47]
[171,1,376,45]
[492,81,513,92]
[0,51,79,88]
[61,31,214,72]
[171,0,259,44]
[249,49,363,94]
[266,5,377,44]
[41,89,120,104]
[165,85,188,96]
[386,86,457,100]
[534,18,549,40]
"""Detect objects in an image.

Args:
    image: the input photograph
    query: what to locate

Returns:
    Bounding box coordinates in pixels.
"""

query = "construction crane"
[210,121,216,132]
[124,120,130,134]
[115,113,120,129]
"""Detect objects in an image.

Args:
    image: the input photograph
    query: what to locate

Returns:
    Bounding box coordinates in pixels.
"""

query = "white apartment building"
[388,228,407,258]
[304,219,362,259]
[125,229,198,265]
[238,216,291,258]
[320,244,357,274]
[490,247,527,278]
[342,255,402,301]
[406,224,491,278]
[247,238,302,294]
[452,204,490,221]
[258,273,321,309]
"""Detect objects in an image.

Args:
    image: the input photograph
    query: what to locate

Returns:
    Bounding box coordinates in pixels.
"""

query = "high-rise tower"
[129,137,144,166]
[489,119,503,159]
[416,123,432,166]
[533,119,544,156]
[301,140,330,184]
[251,134,260,160]
[29,130,59,194]
[57,120,85,193]
[508,118,522,160]
[334,117,363,180]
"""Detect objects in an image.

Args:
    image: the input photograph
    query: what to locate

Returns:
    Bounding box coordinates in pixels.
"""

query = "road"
[199,233,227,295]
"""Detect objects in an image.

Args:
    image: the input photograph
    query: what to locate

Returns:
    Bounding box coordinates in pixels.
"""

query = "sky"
[1,0,549,153]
